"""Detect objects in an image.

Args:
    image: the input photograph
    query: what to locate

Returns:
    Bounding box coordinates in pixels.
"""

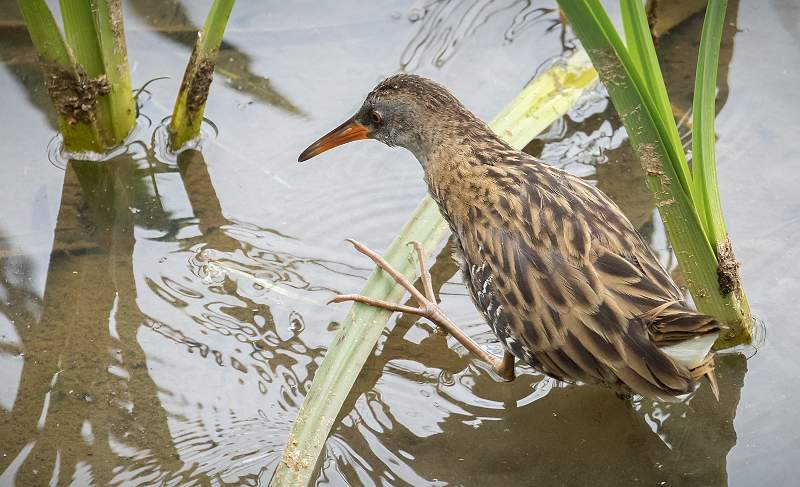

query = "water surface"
[1,1,798,485]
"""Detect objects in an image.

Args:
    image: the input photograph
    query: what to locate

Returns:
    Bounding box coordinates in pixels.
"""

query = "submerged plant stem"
[271,51,599,486]
[169,0,236,150]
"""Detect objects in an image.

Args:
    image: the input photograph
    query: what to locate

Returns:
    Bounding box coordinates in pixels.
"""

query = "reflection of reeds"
[128,0,304,116]
[401,1,559,71]
[0,134,347,482]
[0,158,180,485]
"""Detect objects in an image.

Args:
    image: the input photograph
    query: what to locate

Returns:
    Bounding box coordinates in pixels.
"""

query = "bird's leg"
[408,240,514,381]
[330,239,515,381]
[495,349,516,381]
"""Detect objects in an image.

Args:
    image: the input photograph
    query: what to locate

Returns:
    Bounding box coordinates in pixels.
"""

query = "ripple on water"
[151,116,219,164]
[105,408,286,486]
[47,116,153,169]
[130,214,353,483]
[401,1,560,71]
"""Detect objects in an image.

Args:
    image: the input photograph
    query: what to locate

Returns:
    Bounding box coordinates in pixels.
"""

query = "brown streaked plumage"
[299,74,718,401]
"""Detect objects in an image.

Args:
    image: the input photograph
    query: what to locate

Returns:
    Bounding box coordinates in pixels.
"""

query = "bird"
[298,74,719,401]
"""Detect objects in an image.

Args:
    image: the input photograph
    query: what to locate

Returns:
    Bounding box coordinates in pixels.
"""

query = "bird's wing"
[461,165,716,397]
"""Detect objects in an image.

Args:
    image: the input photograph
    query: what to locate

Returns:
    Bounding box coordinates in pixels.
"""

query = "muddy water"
[1,1,798,486]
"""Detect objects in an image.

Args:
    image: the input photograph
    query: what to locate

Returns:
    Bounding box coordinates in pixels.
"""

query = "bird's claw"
[333,238,512,380]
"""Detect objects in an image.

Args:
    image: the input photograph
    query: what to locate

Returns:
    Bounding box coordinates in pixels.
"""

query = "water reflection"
[656,0,740,120]
[0,143,343,483]
[328,353,745,485]
[402,1,560,70]
[130,148,360,483]
[128,0,305,117]
[0,158,180,486]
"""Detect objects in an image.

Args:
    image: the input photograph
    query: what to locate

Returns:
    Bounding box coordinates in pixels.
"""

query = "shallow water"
[1,0,798,485]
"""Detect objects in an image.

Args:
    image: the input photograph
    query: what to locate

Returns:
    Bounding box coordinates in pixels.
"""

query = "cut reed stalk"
[169,0,236,150]
[18,0,135,153]
[17,0,98,152]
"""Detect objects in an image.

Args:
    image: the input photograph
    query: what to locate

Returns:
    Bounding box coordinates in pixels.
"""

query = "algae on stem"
[168,0,236,150]
[17,0,135,153]
[557,0,751,345]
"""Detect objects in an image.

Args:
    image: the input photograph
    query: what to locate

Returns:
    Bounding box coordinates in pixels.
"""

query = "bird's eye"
[370,111,383,125]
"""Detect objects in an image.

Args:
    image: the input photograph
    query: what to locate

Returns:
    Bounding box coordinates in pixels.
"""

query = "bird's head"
[298,74,484,164]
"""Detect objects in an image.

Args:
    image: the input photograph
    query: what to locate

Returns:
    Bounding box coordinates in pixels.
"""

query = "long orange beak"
[298,117,369,162]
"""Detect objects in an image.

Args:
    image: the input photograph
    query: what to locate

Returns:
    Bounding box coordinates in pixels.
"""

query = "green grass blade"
[571,0,695,207]
[59,0,104,77]
[271,50,600,486]
[620,0,695,208]
[558,0,750,339]
[169,0,236,149]
[16,0,71,66]
[620,1,644,77]
[692,0,729,248]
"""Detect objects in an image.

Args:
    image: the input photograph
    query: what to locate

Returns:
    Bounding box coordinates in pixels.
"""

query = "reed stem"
[18,0,135,152]
[557,0,751,344]
[169,0,236,149]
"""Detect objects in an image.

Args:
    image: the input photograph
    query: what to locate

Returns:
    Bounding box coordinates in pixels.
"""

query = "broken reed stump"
[168,0,235,150]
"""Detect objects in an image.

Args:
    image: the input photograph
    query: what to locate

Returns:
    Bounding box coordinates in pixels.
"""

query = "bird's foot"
[329,238,515,381]
[328,240,441,322]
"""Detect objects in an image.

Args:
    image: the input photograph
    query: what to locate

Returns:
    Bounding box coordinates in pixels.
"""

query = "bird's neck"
[418,122,516,231]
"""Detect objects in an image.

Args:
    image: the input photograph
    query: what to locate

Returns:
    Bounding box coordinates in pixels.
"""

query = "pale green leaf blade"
[692,0,730,248]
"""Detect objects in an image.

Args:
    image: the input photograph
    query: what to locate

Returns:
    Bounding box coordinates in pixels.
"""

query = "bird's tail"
[689,352,719,400]
[660,332,720,400]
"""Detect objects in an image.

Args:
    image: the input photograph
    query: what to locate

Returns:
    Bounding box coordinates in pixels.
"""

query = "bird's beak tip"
[297,116,369,163]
